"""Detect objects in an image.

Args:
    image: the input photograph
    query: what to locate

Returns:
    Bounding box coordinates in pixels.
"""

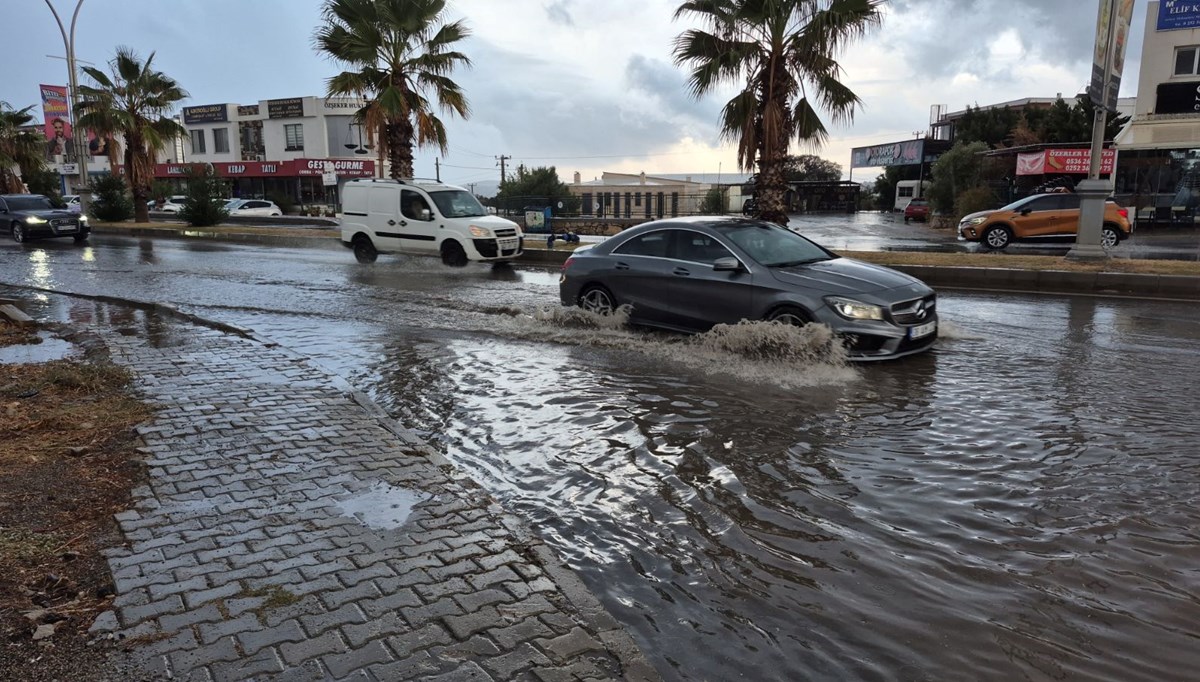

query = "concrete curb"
[86,225,1200,301]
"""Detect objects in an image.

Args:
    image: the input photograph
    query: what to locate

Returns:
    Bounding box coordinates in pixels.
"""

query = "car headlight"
[78,215,88,223]
[26,216,47,224]
[824,296,884,321]
[960,216,987,227]
[468,225,490,238]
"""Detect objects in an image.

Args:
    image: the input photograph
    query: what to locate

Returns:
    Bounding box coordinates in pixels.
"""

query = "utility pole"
[468,182,476,195]
[496,155,510,187]
[43,0,88,202]
[435,158,440,182]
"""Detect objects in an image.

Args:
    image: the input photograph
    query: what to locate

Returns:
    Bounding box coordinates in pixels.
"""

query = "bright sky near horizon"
[6,0,1145,189]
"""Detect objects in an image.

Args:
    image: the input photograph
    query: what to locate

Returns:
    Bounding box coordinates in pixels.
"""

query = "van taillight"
[562,257,574,271]
[1118,208,1128,218]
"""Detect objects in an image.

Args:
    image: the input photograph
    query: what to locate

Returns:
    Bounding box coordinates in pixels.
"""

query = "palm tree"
[0,102,47,194]
[315,0,472,179]
[75,47,187,223]
[674,0,882,225]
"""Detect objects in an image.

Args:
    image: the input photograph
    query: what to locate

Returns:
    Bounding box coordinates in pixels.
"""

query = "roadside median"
[89,223,1200,300]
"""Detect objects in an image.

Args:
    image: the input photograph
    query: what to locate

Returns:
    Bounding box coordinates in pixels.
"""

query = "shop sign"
[1158,0,1200,31]
[155,161,286,177]
[237,105,260,117]
[1155,81,1200,114]
[60,163,78,174]
[321,97,366,114]
[850,140,923,168]
[1015,149,1116,176]
[296,158,374,177]
[182,104,228,124]
[267,97,305,119]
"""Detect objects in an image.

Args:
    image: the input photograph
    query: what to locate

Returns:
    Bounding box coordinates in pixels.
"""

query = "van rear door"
[367,185,404,252]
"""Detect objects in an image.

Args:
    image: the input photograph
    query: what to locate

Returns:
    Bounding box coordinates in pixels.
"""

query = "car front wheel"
[1101,224,1121,248]
[767,306,811,326]
[11,222,24,243]
[982,225,1011,249]
[73,232,89,244]
[578,285,616,315]
[441,240,468,267]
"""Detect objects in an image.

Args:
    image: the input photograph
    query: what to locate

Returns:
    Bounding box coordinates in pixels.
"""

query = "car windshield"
[6,196,55,211]
[997,195,1039,212]
[225,200,245,209]
[428,190,486,218]
[716,222,833,267]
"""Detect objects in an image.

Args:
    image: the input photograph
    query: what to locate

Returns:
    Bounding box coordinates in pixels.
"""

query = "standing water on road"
[4,242,1200,680]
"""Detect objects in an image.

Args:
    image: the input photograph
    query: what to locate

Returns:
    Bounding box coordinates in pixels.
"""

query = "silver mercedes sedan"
[558,216,937,360]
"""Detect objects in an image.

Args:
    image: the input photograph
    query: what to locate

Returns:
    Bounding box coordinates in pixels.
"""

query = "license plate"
[909,320,937,339]
[499,239,518,250]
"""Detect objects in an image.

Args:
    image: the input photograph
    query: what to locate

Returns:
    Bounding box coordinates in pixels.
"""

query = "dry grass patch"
[0,349,154,679]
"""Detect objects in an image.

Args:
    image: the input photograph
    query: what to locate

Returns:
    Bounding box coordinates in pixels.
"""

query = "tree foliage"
[783,154,843,183]
[0,101,46,193]
[177,166,229,227]
[699,187,728,214]
[316,0,472,179]
[927,141,988,216]
[75,47,187,223]
[494,165,580,214]
[953,95,1130,148]
[88,172,134,222]
[674,0,882,225]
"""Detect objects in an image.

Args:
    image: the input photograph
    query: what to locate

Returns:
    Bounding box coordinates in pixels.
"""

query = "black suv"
[1,194,90,244]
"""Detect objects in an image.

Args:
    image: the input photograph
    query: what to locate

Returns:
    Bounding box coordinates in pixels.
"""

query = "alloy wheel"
[1101,227,1119,248]
[11,223,23,243]
[580,288,615,315]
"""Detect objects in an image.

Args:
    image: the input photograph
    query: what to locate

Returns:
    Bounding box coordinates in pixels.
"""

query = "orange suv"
[957,193,1132,249]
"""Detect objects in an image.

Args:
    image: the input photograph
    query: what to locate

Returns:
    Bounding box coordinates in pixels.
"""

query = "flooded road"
[4,235,1200,681]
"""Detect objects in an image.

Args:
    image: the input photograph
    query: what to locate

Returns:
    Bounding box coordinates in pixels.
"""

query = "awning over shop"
[1114,116,1200,150]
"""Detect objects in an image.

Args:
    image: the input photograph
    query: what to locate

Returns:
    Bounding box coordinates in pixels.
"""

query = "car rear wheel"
[767,306,811,326]
[982,225,1012,250]
[11,222,24,243]
[578,285,616,315]
[441,240,468,267]
[352,235,377,263]
[1101,224,1121,248]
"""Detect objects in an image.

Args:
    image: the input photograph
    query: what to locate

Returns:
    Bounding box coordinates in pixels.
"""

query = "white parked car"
[340,178,524,266]
[63,194,82,214]
[225,199,282,217]
[148,195,188,213]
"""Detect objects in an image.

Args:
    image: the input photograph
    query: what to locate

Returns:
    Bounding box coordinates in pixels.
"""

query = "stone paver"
[96,327,657,681]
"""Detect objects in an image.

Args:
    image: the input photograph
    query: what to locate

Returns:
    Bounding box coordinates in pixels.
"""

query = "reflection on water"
[309,294,1200,682]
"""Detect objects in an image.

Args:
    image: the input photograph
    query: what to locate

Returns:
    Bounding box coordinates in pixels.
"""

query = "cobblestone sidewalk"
[92,325,658,682]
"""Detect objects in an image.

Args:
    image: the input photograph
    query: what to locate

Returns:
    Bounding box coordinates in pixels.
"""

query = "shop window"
[189,129,206,154]
[1175,47,1200,76]
[285,124,304,151]
[213,128,230,154]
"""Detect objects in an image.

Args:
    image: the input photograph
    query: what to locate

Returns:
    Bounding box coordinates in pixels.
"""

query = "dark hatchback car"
[559,217,938,360]
[1,194,90,243]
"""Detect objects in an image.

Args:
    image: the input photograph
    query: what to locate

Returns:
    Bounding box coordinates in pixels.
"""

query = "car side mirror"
[713,257,742,272]
[420,209,432,221]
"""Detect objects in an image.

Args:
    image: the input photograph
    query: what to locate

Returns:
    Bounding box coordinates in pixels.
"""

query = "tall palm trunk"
[126,133,150,223]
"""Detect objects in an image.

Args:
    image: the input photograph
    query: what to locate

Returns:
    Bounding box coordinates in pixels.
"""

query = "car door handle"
[387,219,396,226]
[673,267,690,276]
[615,262,630,270]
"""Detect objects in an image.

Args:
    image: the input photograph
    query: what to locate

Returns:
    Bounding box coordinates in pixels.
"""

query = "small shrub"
[266,191,295,215]
[699,188,727,214]
[953,187,1000,224]
[88,173,134,222]
[177,166,229,227]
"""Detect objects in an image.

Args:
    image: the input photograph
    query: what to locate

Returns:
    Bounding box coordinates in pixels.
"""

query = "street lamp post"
[43,0,88,202]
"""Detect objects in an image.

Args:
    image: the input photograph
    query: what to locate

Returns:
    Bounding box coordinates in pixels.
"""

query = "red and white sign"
[1016,148,1116,176]
[295,158,374,177]
[153,159,374,178]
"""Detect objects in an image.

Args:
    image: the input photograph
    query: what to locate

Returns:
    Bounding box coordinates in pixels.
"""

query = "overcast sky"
[6,0,1147,188]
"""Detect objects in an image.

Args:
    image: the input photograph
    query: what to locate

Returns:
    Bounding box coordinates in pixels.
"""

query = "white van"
[340,178,524,266]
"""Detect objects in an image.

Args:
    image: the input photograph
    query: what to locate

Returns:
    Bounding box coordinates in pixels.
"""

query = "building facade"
[1113,0,1200,220]
[174,96,379,206]
[569,171,712,218]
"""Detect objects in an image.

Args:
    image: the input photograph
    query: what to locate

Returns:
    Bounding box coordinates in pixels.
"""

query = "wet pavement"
[4,235,1200,680]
